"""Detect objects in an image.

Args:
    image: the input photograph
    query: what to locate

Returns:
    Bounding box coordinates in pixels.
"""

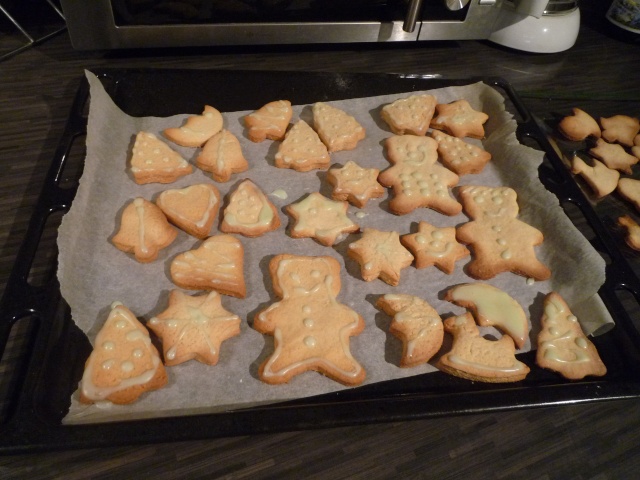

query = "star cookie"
[196,129,248,182]
[148,290,241,366]
[285,192,359,246]
[348,228,414,286]
[156,183,221,239]
[130,132,193,185]
[220,179,280,237]
[431,130,492,175]
[430,99,489,139]
[571,156,619,198]
[600,114,640,147]
[163,105,223,148]
[400,221,469,274]
[376,294,444,368]
[274,120,330,172]
[312,102,365,152]
[380,94,437,136]
[170,234,246,298]
[326,160,385,208]
[244,100,293,143]
[254,254,366,385]
[588,138,638,174]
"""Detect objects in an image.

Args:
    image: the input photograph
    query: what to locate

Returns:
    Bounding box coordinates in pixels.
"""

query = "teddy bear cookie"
[148,290,241,366]
[430,130,492,175]
[130,131,193,184]
[571,155,620,199]
[170,234,246,298]
[588,138,638,174]
[312,102,365,152]
[220,179,280,237]
[326,160,385,208]
[196,129,248,182]
[456,186,551,281]
[430,99,489,139]
[380,94,437,136]
[536,292,606,380]
[112,197,178,263]
[557,108,601,141]
[600,114,640,147]
[253,254,366,385]
[376,294,444,368]
[348,228,414,286]
[400,221,469,274]
[377,135,462,216]
[244,100,293,142]
[163,105,223,148]
[156,183,220,239]
[274,119,331,172]
[79,302,167,405]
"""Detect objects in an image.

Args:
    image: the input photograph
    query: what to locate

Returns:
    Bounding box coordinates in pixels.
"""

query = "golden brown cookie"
[196,129,248,182]
[79,302,167,405]
[163,105,223,148]
[600,114,640,147]
[430,130,492,175]
[430,100,489,139]
[589,138,638,174]
[130,131,193,184]
[326,160,385,208]
[557,108,601,141]
[617,177,640,212]
[111,197,178,263]
[536,292,606,380]
[254,254,366,386]
[618,215,640,251]
[244,100,293,142]
[400,221,469,274]
[170,234,246,298]
[571,155,620,198]
[380,94,437,136]
[632,134,640,159]
[220,179,280,237]
[312,102,365,152]
[274,120,331,172]
[148,290,241,366]
[156,183,221,239]
[376,294,444,368]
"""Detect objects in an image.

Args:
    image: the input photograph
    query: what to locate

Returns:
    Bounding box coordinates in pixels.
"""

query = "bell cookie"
[326,160,384,208]
[253,254,366,386]
[220,179,280,237]
[557,108,601,141]
[380,94,437,136]
[456,186,551,281]
[618,215,640,251]
[285,192,359,246]
[588,138,638,174]
[616,177,640,212]
[312,102,365,152]
[536,292,606,380]
[431,130,492,175]
[196,129,248,182]
[170,234,246,298]
[244,100,293,143]
[112,197,177,263]
[348,228,414,286]
[376,294,444,368]
[445,283,528,349]
[377,135,461,216]
[437,312,530,383]
[274,120,330,172]
[156,183,220,239]
[148,290,241,366]
[571,155,620,199]
[79,302,167,405]
[163,105,223,148]
[430,99,488,139]
[600,114,640,147]
[400,221,469,274]
[130,131,193,185]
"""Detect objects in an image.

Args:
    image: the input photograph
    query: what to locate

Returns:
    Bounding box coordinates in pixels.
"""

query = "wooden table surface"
[1,3,640,478]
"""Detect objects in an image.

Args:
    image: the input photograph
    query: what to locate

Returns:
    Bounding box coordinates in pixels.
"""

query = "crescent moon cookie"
[170,234,246,298]
[274,120,331,172]
[400,221,470,274]
[376,294,444,368]
[253,254,366,386]
[600,114,640,147]
[588,138,638,174]
[430,99,489,139]
[380,94,437,136]
[436,312,530,383]
[163,105,223,148]
[377,135,462,216]
[285,192,359,246]
[111,197,178,263]
[326,160,385,208]
[220,179,280,237]
[571,156,620,199]
[444,283,528,349]
[196,129,248,183]
[156,183,221,239]
[348,229,414,286]
[312,102,365,152]
[244,100,293,142]
[536,292,606,380]
[148,290,241,366]
[557,108,601,141]
[130,132,193,185]
[430,130,492,176]
[79,302,167,405]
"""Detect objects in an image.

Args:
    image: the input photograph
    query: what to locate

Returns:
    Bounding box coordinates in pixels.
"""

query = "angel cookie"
[274,120,330,172]
[380,94,437,136]
[244,100,293,142]
[156,183,220,239]
[377,135,462,216]
[400,221,469,274]
[130,132,192,184]
[196,129,248,182]
[148,290,241,366]
[430,99,489,139]
[312,102,365,152]
[220,179,280,237]
[163,105,223,148]
[326,160,385,208]
[254,254,366,386]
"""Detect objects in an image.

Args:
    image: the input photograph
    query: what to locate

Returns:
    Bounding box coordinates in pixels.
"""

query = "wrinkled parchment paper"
[58,71,610,424]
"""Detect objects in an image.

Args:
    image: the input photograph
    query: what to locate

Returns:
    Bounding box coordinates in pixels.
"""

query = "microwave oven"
[60,0,581,53]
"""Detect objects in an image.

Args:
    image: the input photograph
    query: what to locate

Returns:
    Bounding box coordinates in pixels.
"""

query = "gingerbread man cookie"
[326,160,385,208]
[400,221,469,274]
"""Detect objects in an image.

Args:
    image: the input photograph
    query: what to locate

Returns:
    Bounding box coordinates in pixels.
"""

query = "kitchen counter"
[1,5,640,478]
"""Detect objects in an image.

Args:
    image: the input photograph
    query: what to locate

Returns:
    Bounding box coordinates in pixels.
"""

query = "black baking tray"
[2,69,640,454]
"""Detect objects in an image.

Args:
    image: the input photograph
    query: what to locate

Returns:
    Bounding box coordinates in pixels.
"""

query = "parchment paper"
[58,71,610,424]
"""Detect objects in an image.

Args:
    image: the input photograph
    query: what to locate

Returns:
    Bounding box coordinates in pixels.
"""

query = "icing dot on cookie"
[102,341,115,351]
[310,269,321,278]
[102,359,115,370]
[116,320,128,329]
[549,327,559,336]
[303,318,314,328]
[526,278,535,285]
[416,234,426,244]
[567,315,578,323]
[126,330,144,342]
[412,172,423,180]
[575,337,588,349]
[302,305,312,314]
[364,262,373,271]
[121,361,134,372]
[497,238,507,246]
[168,320,179,328]
[133,349,144,358]
[501,250,512,260]
[492,225,502,232]
[304,336,317,347]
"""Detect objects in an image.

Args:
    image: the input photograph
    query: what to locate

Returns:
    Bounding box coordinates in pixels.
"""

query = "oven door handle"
[403,0,424,33]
